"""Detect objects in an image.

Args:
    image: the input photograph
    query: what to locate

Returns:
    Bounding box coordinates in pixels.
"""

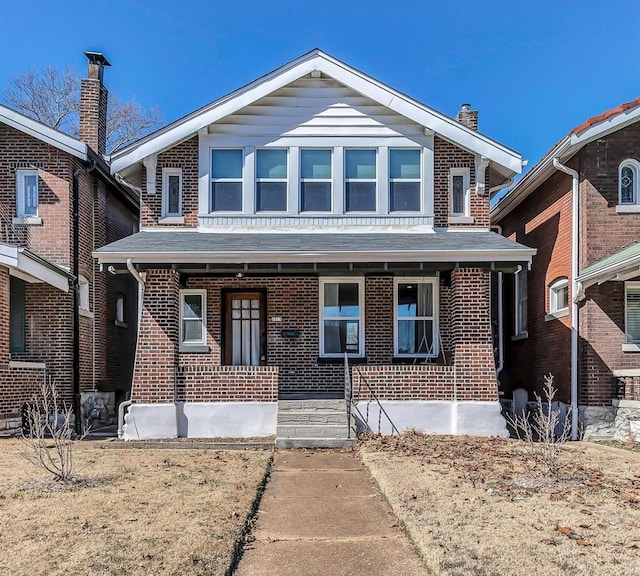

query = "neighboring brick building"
[96,50,534,444]
[0,53,139,434]
[492,98,640,440]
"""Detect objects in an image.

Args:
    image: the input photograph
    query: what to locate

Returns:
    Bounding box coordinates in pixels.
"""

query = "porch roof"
[0,243,72,292]
[577,243,640,289]
[94,230,535,269]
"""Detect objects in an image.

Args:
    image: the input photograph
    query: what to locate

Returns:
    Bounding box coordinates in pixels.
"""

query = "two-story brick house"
[96,50,534,444]
[492,98,640,441]
[0,53,139,435]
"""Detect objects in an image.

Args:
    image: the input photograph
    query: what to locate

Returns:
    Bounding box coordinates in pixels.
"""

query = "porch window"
[10,276,25,353]
[394,278,438,357]
[319,278,364,356]
[549,277,569,314]
[301,149,332,212]
[450,167,470,217]
[256,149,287,212]
[345,149,376,212]
[211,149,243,211]
[619,159,640,205]
[16,169,39,217]
[389,149,421,212]
[625,282,640,343]
[180,289,206,346]
[162,167,182,217]
[514,267,528,337]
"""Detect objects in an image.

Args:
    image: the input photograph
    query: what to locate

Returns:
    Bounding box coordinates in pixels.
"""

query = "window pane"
[212,182,242,211]
[390,182,420,211]
[183,319,203,342]
[557,286,568,310]
[301,150,331,179]
[212,149,243,178]
[346,182,376,212]
[324,283,359,317]
[397,283,433,317]
[345,150,376,179]
[621,166,635,204]
[257,149,287,179]
[22,173,38,216]
[301,182,331,211]
[398,319,433,355]
[183,294,202,319]
[324,320,359,354]
[256,182,287,211]
[627,287,640,342]
[168,175,180,214]
[390,150,420,179]
[452,175,465,214]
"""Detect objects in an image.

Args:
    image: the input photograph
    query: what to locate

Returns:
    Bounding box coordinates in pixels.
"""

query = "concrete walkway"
[234,450,426,576]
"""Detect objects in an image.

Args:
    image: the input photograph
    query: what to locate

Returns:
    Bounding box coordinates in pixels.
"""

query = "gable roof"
[492,96,640,222]
[110,49,524,176]
[0,104,88,160]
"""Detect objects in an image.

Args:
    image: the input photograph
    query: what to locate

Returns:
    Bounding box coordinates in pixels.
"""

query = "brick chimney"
[79,52,110,155]
[455,103,478,131]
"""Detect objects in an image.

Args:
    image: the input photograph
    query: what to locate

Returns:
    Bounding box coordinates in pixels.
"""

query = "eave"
[0,243,72,292]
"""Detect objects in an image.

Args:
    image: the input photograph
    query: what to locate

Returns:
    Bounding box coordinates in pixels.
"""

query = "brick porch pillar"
[450,267,498,401]
[131,269,180,403]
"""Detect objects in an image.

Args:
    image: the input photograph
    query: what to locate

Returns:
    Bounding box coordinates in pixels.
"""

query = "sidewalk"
[234,450,426,576]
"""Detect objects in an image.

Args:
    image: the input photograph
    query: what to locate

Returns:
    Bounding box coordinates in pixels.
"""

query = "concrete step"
[278,399,346,412]
[276,424,350,439]
[277,411,348,425]
[275,437,357,449]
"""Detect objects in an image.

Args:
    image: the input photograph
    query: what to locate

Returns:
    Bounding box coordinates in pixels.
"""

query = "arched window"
[549,277,569,314]
[619,159,640,205]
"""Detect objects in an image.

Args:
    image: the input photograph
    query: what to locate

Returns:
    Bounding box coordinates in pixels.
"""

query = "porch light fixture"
[236,272,244,278]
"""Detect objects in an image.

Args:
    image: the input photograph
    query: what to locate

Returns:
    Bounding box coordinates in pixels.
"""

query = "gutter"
[552,158,580,441]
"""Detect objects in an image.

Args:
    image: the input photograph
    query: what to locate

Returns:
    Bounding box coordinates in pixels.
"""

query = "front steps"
[276,399,356,448]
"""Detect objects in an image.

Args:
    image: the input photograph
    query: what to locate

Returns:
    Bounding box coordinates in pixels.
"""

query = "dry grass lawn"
[360,433,640,576]
[0,440,272,576]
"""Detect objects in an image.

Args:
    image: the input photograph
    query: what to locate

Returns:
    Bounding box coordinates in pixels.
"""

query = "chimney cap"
[460,103,471,111]
[84,52,111,67]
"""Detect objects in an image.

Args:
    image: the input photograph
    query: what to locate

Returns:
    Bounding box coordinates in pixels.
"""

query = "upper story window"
[345,149,376,212]
[211,149,243,211]
[162,167,182,217]
[389,149,421,212]
[256,149,287,212]
[450,167,470,217]
[301,149,332,212]
[16,169,39,217]
[549,277,569,314]
[514,266,528,338]
[619,159,640,205]
[79,276,90,313]
[319,278,364,357]
[394,278,438,357]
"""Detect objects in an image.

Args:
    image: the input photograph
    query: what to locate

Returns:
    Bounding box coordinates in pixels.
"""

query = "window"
[79,276,90,312]
[180,290,206,345]
[619,159,640,205]
[394,279,438,357]
[162,168,182,216]
[301,149,332,212]
[16,169,39,217]
[450,168,470,217]
[514,267,528,337]
[319,278,364,356]
[626,283,640,343]
[549,278,569,314]
[256,149,287,211]
[345,149,376,212]
[10,276,25,353]
[211,149,243,211]
[389,149,421,211]
[115,293,126,326]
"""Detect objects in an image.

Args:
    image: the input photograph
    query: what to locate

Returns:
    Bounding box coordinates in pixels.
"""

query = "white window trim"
[389,148,422,213]
[16,169,39,218]
[549,277,569,314]
[162,167,182,217]
[514,266,528,338]
[618,159,640,206]
[78,275,93,318]
[393,277,439,358]
[344,148,377,213]
[300,149,333,213]
[210,148,244,213]
[319,277,365,357]
[255,148,288,213]
[625,281,640,345]
[180,289,207,346]
[115,293,127,328]
[449,167,471,217]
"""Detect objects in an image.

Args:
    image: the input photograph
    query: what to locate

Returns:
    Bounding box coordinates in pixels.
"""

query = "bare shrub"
[507,373,572,478]
[20,379,87,482]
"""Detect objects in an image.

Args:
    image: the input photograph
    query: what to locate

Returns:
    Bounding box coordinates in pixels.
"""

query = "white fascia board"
[577,254,640,290]
[96,248,536,266]
[0,245,69,292]
[571,105,640,147]
[0,105,87,160]
[111,51,523,176]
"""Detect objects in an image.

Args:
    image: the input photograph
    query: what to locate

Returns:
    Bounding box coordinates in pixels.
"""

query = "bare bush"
[20,379,87,482]
[507,373,572,478]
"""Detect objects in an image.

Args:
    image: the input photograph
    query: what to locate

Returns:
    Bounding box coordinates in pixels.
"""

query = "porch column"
[131,268,180,402]
[450,267,498,400]
[0,267,9,365]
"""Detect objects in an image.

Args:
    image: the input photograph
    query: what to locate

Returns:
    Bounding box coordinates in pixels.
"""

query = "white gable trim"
[0,104,87,160]
[0,244,71,292]
[111,50,523,175]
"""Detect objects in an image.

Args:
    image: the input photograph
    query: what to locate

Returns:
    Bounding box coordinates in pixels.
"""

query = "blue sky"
[1,0,638,178]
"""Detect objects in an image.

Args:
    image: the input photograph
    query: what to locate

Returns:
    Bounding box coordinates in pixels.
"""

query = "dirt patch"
[359,433,640,576]
[0,439,272,576]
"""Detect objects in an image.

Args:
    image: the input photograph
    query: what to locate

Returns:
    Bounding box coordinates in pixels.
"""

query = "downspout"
[118,257,144,439]
[72,160,96,435]
[553,158,579,440]
[497,272,504,378]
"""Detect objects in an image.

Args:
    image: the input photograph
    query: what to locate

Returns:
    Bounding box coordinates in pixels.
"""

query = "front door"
[224,292,266,366]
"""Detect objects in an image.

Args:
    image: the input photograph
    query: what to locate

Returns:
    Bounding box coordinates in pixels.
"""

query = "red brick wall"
[352,365,455,400]
[79,79,107,155]
[0,267,10,363]
[177,366,278,402]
